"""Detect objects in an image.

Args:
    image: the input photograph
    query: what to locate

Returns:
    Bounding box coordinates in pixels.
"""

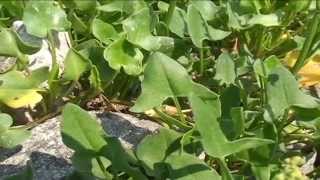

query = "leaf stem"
[96,157,112,179]
[217,158,233,180]
[292,12,320,74]
[47,31,59,108]
[199,47,204,76]
[172,96,187,124]
[165,0,176,26]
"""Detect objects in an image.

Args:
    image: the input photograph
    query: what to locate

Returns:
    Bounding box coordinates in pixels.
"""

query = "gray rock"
[0,112,161,179]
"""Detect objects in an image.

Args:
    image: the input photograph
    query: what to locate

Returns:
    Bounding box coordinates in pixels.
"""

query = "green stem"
[153,107,191,131]
[165,0,176,26]
[217,158,233,180]
[255,26,265,58]
[47,31,59,108]
[172,96,186,123]
[61,81,77,98]
[199,47,204,76]
[292,12,320,74]
[96,157,112,179]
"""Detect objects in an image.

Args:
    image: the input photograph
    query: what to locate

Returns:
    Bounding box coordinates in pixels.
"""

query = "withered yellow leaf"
[3,90,42,108]
[284,50,320,87]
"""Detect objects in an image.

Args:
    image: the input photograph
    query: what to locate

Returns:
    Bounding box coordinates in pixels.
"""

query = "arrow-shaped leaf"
[190,95,274,158]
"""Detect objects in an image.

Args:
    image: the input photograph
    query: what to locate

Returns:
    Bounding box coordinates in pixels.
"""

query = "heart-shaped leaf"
[123,8,174,52]
[104,37,143,75]
[61,103,107,153]
[187,5,230,48]
[23,0,71,37]
[91,18,119,44]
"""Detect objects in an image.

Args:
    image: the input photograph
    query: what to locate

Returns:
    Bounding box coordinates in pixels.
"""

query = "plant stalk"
[292,12,320,74]
[199,47,204,76]
[96,157,112,179]
[165,0,176,26]
[172,96,187,124]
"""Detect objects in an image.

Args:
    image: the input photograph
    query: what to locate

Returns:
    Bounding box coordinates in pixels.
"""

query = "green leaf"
[73,0,96,11]
[248,14,280,27]
[0,29,24,59]
[253,56,282,77]
[71,152,112,179]
[191,0,219,21]
[190,95,273,158]
[23,0,71,37]
[91,18,119,44]
[100,137,148,180]
[61,103,107,153]
[187,5,230,48]
[79,46,117,86]
[158,2,187,38]
[214,52,236,85]
[131,52,193,112]
[166,153,221,180]
[132,52,219,112]
[0,129,31,148]
[0,113,13,133]
[63,48,92,81]
[104,37,143,75]
[266,66,319,118]
[123,8,174,51]
[0,70,45,108]
[136,128,181,176]
[97,0,146,14]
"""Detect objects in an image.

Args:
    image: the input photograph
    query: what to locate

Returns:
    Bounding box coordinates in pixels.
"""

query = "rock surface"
[0,112,161,180]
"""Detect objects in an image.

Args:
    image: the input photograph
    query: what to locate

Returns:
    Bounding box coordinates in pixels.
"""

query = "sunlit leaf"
[266,66,319,118]
[61,103,107,153]
[23,0,71,37]
[123,8,174,52]
[191,0,219,21]
[91,18,119,44]
[187,5,230,48]
[104,37,143,75]
[63,48,92,81]
[248,14,280,27]
[214,52,236,85]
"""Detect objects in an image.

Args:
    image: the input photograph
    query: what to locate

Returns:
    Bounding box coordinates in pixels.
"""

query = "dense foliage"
[1,0,320,179]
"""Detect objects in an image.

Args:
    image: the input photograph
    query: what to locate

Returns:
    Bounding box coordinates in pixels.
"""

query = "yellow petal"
[4,91,43,108]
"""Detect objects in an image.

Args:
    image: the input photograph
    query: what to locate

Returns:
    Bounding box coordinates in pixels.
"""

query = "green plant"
[1,0,320,179]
